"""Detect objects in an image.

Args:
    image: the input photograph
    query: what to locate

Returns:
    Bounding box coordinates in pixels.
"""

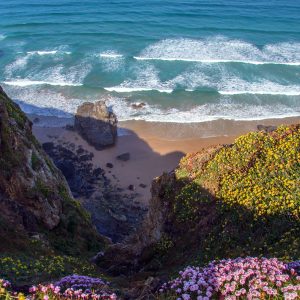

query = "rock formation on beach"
[42,141,146,243]
[74,101,117,149]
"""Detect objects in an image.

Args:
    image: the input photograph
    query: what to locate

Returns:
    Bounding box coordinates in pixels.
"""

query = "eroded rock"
[75,101,117,149]
[116,152,130,161]
[257,124,277,133]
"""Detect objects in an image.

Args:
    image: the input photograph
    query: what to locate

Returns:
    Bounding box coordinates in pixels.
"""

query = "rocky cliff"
[0,86,104,255]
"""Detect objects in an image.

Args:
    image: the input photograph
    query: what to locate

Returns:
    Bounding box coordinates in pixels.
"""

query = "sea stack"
[75,101,117,149]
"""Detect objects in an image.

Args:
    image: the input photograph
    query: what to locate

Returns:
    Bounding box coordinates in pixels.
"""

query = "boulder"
[257,124,277,133]
[131,102,146,109]
[128,184,135,191]
[75,101,117,149]
[116,152,130,161]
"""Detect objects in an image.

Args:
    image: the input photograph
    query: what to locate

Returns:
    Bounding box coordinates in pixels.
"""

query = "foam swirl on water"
[134,37,300,66]
[99,51,123,58]
[27,50,71,55]
[3,80,82,87]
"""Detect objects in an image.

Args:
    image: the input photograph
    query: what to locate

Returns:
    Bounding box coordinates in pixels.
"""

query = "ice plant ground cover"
[158,257,300,299]
[0,276,117,300]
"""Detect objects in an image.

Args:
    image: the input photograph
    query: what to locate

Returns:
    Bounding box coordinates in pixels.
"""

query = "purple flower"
[159,257,300,299]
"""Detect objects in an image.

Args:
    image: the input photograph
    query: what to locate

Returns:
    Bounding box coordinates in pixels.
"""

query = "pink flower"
[29,286,37,293]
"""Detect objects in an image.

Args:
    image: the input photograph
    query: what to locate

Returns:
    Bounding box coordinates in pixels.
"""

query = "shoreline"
[31,115,299,204]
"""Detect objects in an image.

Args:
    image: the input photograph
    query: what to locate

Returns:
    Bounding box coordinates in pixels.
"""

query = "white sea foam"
[163,64,300,96]
[217,76,300,97]
[105,65,173,93]
[0,34,6,41]
[4,54,31,78]
[3,79,82,87]
[135,37,300,66]
[99,52,123,58]
[27,50,71,55]
[219,90,300,96]
[4,56,91,87]
[4,85,82,118]
[4,84,300,124]
[134,57,300,66]
[104,63,300,97]
[105,97,300,123]
[104,86,173,93]
[98,51,125,72]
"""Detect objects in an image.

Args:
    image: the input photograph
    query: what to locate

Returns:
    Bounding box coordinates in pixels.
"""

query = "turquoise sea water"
[0,0,300,123]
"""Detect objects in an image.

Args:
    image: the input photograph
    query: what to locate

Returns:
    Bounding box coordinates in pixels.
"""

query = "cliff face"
[102,125,300,277]
[0,86,63,231]
[0,86,103,254]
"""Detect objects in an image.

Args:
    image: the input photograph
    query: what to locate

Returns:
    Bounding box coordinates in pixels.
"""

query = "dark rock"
[74,101,117,149]
[57,146,75,159]
[42,142,54,152]
[131,102,146,109]
[76,147,85,155]
[91,251,105,264]
[42,140,146,243]
[33,117,40,124]
[106,163,114,168]
[139,183,147,188]
[65,124,74,131]
[257,125,277,133]
[56,160,76,180]
[79,154,92,162]
[93,168,104,178]
[128,184,135,191]
[116,152,130,161]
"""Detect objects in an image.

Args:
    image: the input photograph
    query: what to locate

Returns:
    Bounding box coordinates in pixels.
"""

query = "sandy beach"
[32,116,299,205]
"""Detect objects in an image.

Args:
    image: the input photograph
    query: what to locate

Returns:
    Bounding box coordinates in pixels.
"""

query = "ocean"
[0,0,300,123]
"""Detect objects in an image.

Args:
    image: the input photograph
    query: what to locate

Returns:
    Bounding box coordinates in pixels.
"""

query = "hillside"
[0,86,106,285]
[102,124,300,279]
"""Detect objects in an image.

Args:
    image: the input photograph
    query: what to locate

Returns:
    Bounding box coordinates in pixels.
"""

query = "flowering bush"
[0,255,98,285]
[204,125,300,219]
[176,125,300,220]
[159,257,300,299]
[54,275,107,292]
[0,279,25,300]
[171,125,300,263]
[287,261,300,275]
[0,276,117,300]
[29,282,117,300]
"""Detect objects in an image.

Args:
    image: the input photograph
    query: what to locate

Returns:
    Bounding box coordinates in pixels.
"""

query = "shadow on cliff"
[96,149,300,298]
[14,99,185,244]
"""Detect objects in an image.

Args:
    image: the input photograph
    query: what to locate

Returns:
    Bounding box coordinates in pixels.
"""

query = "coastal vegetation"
[0,86,299,298]
[158,257,300,299]
[146,125,300,269]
